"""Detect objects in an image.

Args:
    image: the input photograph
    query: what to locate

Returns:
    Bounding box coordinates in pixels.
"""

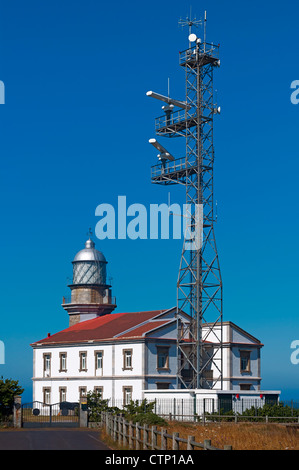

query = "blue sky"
[0,0,298,402]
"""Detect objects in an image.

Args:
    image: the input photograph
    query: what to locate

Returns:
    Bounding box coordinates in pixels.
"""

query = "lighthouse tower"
[62,236,116,326]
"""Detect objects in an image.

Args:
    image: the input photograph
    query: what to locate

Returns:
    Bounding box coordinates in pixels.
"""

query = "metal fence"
[21,401,79,428]
[99,398,299,423]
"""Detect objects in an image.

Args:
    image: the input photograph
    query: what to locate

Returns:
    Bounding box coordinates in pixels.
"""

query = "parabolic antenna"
[188,33,197,43]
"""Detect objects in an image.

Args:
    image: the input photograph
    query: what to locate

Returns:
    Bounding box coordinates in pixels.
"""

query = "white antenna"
[146,90,190,110]
[149,138,175,161]
[178,8,202,47]
[204,10,207,45]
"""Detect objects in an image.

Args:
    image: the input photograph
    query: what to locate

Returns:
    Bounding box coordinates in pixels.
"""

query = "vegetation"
[122,399,166,425]
[205,402,299,423]
[0,376,24,423]
[87,392,166,425]
[242,402,299,420]
[163,421,299,451]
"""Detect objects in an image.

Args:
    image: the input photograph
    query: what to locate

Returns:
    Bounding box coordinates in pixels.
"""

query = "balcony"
[62,295,117,306]
[179,42,220,68]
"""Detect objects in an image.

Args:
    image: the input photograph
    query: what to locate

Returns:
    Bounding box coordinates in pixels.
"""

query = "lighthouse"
[62,236,116,326]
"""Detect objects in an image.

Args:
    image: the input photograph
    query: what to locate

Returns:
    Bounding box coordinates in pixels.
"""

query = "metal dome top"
[73,238,107,263]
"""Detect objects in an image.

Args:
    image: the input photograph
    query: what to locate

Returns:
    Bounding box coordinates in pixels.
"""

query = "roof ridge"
[118,319,175,339]
[112,310,167,338]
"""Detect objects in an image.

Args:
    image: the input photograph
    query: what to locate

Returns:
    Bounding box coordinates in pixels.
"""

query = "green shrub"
[87,394,166,425]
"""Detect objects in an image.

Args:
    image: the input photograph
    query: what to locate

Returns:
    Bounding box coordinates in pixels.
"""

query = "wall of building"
[146,340,177,387]
[33,342,145,403]
[31,320,264,403]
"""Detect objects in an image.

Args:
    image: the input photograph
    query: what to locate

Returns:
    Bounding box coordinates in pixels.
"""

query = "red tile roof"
[117,320,173,339]
[31,310,169,346]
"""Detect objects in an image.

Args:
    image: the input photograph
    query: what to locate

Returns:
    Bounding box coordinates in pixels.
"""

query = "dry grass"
[164,421,299,451]
[101,420,299,451]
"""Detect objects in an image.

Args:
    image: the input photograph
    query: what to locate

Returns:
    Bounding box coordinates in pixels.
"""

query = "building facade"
[31,238,264,405]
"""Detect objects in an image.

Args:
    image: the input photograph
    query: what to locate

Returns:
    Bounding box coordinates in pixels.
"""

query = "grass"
[164,421,299,450]
[101,420,299,451]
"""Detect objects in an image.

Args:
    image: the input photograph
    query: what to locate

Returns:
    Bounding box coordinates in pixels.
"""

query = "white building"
[31,238,278,406]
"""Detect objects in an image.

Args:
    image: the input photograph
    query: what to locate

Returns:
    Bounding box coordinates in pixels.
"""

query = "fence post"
[123,420,129,448]
[79,397,88,428]
[187,435,195,450]
[136,422,141,450]
[143,424,150,450]
[113,415,117,441]
[118,416,122,446]
[108,413,112,435]
[152,426,157,450]
[13,395,22,428]
[204,439,211,450]
[172,432,179,450]
[161,428,167,450]
[129,421,133,449]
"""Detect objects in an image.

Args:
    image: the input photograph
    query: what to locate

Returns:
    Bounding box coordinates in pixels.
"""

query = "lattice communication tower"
[147,12,223,390]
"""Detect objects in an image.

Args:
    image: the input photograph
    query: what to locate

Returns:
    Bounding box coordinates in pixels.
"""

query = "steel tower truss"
[149,38,223,390]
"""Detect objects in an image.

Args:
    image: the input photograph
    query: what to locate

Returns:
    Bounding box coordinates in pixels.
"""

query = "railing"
[96,398,299,424]
[101,412,232,451]
[151,157,186,179]
[155,109,196,131]
[62,295,116,305]
[179,42,220,65]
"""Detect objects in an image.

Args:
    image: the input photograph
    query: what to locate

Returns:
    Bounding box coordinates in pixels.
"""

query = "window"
[43,353,51,377]
[59,387,67,402]
[59,353,67,372]
[43,388,51,405]
[240,350,251,373]
[123,349,133,370]
[156,382,170,390]
[79,387,87,399]
[79,351,87,371]
[123,387,132,405]
[157,347,169,370]
[95,351,103,373]
[240,384,252,391]
[94,387,103,398]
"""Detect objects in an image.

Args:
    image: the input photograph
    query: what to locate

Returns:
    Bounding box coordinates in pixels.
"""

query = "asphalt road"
[0,428,111,450]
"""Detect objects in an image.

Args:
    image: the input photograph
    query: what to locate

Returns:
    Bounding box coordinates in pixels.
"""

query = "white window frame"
[123,386,132,405]
[95,350,104,374]
[123,349,133,370]
[43,353,51,377]
[79,351,87,371]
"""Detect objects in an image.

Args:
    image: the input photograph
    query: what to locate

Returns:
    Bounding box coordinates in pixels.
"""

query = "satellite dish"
[188,33,197,43]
